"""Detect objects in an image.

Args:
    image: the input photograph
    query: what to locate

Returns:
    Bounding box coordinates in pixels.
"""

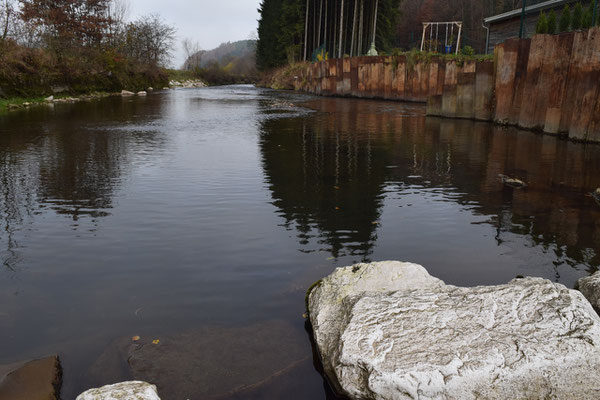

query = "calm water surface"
[1,85,600,399]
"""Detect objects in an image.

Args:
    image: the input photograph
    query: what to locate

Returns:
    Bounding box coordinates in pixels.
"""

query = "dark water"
[1,85,600,399]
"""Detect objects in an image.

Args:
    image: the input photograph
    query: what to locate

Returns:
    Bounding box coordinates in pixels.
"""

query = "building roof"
[484,0,572,24]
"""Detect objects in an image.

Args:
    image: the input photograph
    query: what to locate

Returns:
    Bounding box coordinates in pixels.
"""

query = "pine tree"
[547,9,557,34]
[536,11,548,34]
[582,5,593,29]
[559,4,571,32]
[571,2,583,30]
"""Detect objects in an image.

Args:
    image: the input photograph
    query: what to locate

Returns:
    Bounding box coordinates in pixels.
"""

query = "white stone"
[308,261,600,400]
[121,90,134,96]
[45,95,54,102]
[136,91,147,96]
[76,381,160,400]
[577,271,600,308]
[147,87,154,91]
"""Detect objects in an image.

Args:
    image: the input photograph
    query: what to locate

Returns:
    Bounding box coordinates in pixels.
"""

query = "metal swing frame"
[420,21,463,55]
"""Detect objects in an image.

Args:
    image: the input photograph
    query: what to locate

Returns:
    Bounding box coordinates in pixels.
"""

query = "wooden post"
[339,0,344,58]
[304,0,309,61]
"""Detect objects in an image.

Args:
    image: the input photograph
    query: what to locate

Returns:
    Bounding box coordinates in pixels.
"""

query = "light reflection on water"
[0,85,599,399]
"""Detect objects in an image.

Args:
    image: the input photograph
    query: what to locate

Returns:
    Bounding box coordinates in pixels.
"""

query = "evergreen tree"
[547,9,557,34]
[536,11,548,34]
[559,4,571,32]
[582,5,593,29]
[571,2,583,30]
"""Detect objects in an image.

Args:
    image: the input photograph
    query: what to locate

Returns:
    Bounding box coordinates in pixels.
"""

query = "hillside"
[183,40,256,71]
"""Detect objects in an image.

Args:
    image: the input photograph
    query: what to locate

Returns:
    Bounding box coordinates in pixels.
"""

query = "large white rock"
[76,381,160,400]
[577,271,600,308]
[308,261,600,400]
[120,90,134,96]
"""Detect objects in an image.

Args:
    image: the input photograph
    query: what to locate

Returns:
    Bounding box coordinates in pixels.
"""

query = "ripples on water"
[0,85,599,399]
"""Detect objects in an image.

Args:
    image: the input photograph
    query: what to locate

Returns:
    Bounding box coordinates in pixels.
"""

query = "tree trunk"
[338,0,344,58]
[372,0,379,46]
[358,0,364,55]
[350,0,358,56]
[304,0,309,61]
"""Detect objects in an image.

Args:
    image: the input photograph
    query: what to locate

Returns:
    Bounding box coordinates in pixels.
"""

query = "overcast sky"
[127,0,261,68]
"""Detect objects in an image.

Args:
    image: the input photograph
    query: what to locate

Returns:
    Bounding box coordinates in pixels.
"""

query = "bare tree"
[124,14,176,67]
[0,0,17,42]
[182,38,202,70]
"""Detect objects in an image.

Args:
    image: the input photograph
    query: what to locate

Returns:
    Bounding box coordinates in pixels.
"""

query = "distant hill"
[182,40,258,85]
[183,40,256,70]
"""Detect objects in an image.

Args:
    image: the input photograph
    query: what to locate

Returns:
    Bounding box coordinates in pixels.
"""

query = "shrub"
[559,5,571,32]
[572,2,583,30]
[461,45,474,56]
[536,12,549,34]
[547,10,557,34]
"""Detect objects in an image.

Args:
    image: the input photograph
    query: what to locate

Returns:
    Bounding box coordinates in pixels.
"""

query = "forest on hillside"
[257,0,550,69]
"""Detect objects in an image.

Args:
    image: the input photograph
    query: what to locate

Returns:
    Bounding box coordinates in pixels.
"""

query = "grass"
[0,96,47,111]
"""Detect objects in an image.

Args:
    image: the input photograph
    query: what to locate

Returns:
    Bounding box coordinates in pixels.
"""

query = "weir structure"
[295,27,600,143]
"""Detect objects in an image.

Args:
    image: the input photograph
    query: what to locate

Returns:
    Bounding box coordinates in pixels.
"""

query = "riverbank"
[256,62,309,90]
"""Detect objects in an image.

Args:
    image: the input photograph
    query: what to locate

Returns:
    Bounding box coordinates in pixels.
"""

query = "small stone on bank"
[76,381,160,400]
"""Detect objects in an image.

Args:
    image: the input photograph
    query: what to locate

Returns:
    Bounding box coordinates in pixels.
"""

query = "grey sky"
[127,0,261,68]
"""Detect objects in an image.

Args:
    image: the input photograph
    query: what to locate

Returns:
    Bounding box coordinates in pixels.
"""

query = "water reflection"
[260,97,600,279]
[0,97,170,271]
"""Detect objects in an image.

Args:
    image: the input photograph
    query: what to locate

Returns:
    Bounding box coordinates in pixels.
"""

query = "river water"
[1,85,600,399]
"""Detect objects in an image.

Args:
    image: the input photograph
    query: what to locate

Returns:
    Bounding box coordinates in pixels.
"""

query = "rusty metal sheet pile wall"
[295,28,600,142]
[494,27,600,142]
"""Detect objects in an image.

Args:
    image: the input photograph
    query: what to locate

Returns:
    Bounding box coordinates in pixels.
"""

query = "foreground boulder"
[577,271,600,308]
[307,261,600,400]
[76,381,160,400]
[0,356,61,400]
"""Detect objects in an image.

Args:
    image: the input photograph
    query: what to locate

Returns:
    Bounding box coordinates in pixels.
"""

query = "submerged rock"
[499,174,527,188]
[307,261,600,400]
[89,320,308,400]
[76,381,160,400]
[577,271,600,308]
[0,356,61,400]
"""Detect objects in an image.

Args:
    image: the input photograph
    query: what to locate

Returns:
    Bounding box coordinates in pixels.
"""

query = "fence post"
[519,0,528,39]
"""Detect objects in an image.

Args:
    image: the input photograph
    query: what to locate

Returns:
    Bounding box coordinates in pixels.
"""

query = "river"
[1,85,600,399]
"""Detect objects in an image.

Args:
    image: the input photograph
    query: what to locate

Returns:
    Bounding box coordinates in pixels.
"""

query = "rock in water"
[136,91,147,96]
[592,188,600,205]
[76,381,160,400]
[0,356,62,400]
[121,90,134,96]
[577,271,600,308]
[307,261,600,400]
[498,174,527,189]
